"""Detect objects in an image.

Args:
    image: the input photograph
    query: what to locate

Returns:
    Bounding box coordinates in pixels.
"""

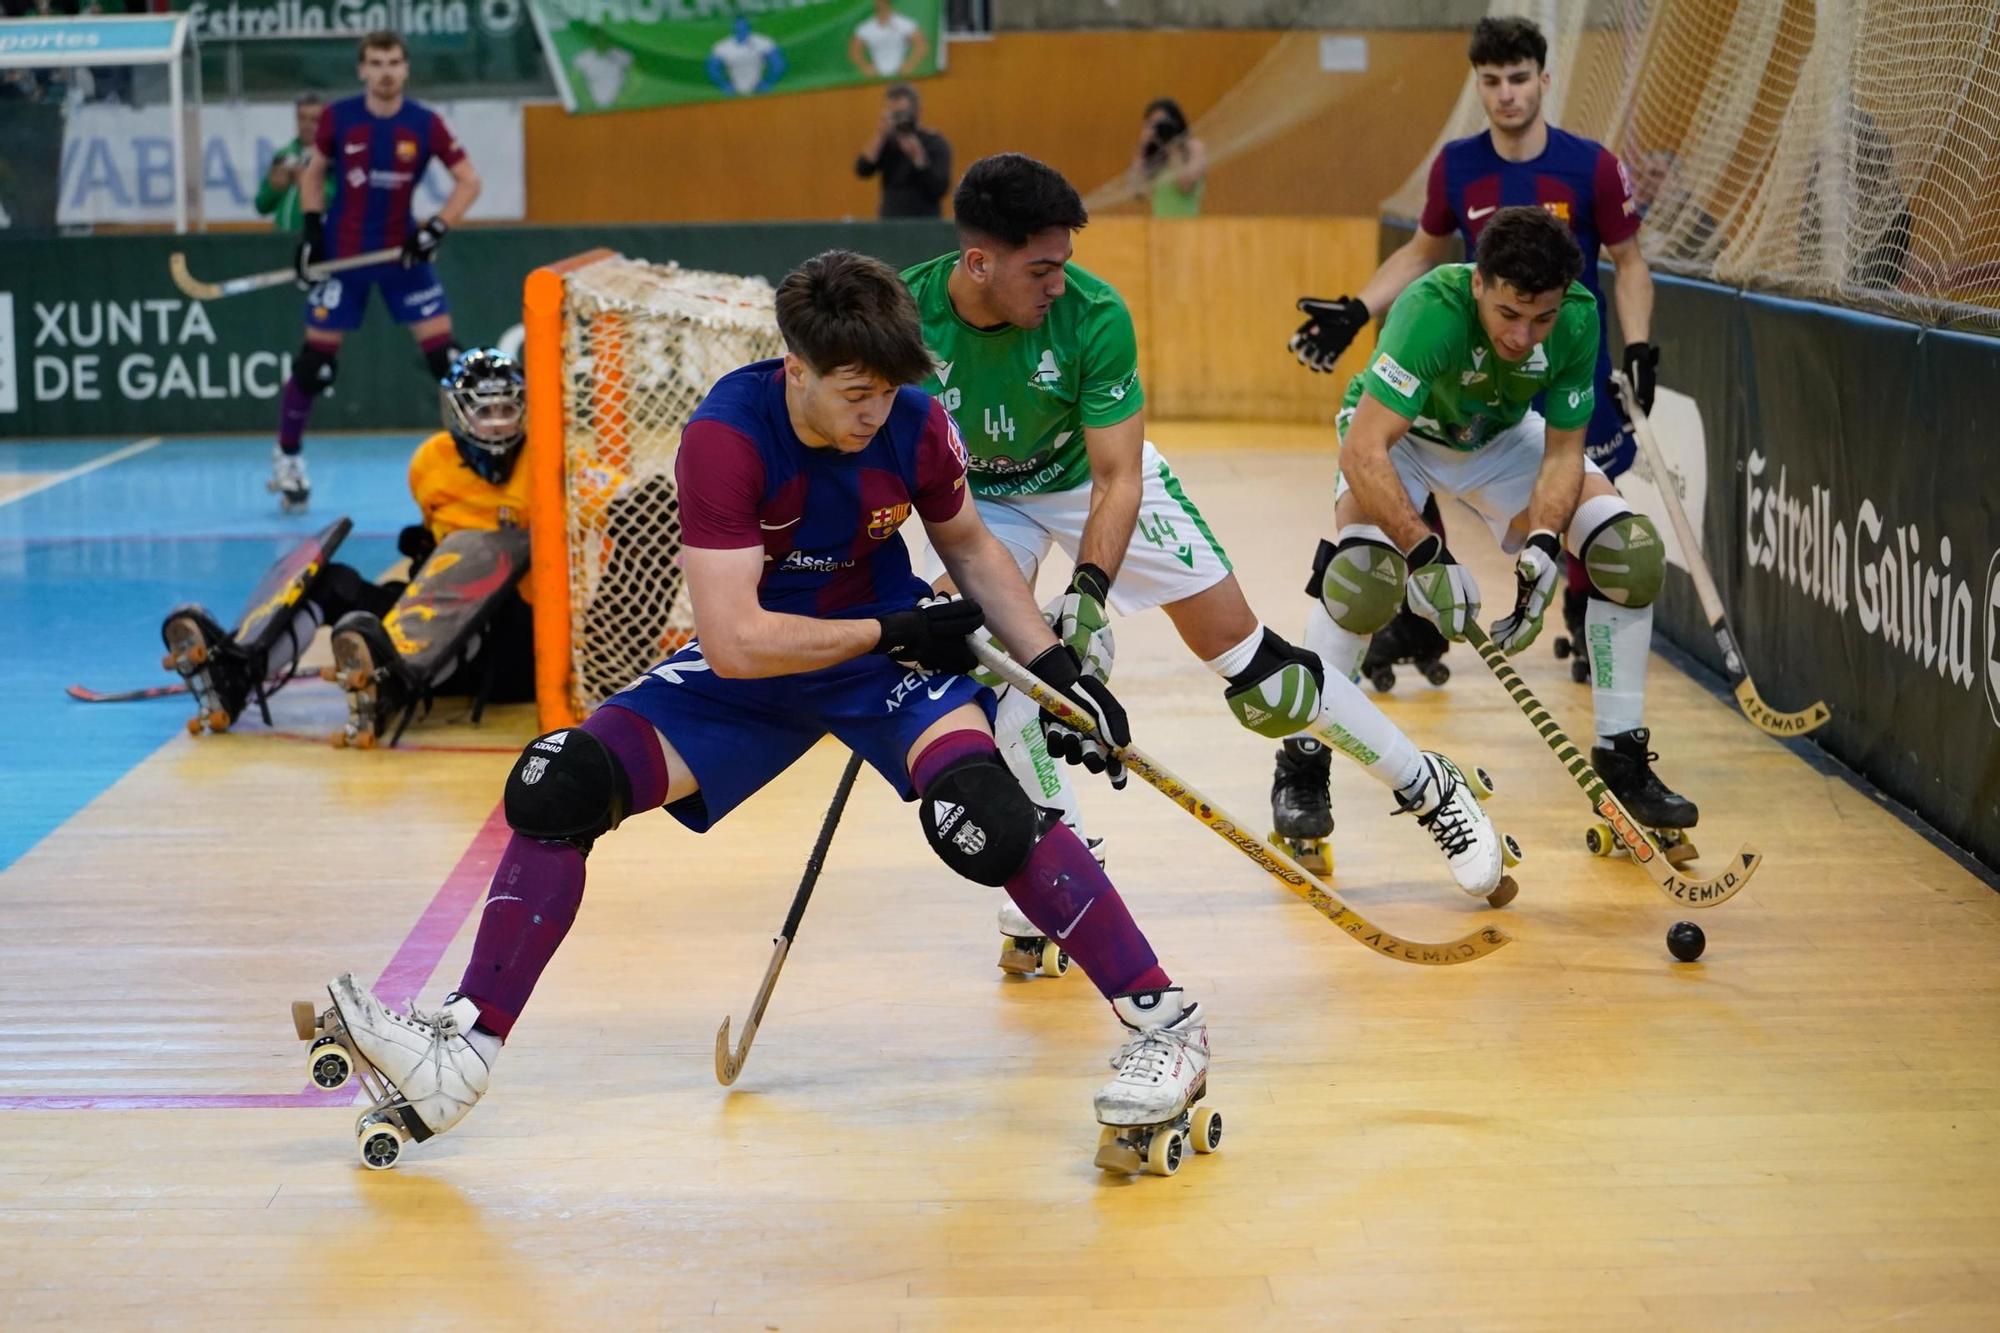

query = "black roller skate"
[1585,727,1701,866]
[160,604,261,735]
[1551,585,1590,683]
[326,611,424,749]
[1268,737,1334,878]
[1360,607,1450,693]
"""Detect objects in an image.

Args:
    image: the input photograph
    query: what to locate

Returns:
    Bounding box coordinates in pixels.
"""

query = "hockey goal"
[523,250,785,729]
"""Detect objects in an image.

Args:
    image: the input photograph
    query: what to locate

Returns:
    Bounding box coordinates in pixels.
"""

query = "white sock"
[1586,598,1651,744]
[994,684,1087,834]
[447,996,501,1068]
[1304,596,1367,681]
[1202,624,1266,680]
[1309,668,1425,793]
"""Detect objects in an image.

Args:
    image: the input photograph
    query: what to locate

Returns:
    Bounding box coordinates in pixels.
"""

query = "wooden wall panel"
[523,30,1468,224]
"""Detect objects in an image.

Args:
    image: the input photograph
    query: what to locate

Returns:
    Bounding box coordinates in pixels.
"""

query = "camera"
[894,109,916,132]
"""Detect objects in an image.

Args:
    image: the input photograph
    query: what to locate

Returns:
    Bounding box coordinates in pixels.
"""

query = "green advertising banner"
[527,0,942,114]
[171,0,553,97]
[0,220,955,438]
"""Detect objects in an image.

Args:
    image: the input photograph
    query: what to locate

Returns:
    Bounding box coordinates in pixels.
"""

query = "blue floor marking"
[0,435,420,872]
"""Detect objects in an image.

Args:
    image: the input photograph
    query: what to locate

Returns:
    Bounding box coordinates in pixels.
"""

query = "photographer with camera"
[1130,96,1207,219]
[855,82,952,219]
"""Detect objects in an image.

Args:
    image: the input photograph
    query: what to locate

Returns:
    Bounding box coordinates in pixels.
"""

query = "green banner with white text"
[527,0,941,114]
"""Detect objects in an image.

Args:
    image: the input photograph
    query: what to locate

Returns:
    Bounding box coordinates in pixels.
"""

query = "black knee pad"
[424,342,461,381]
[294,342,337,398]
[918,752,1039,887]
[504,727,630,853]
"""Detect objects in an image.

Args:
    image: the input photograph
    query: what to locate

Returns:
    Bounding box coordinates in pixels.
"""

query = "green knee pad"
[1225,655,1323,739]
[1316,536,1408,635]
[1581,511,1666,608]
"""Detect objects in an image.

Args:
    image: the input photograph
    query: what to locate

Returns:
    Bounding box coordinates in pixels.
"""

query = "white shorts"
[919,440,1233,615]
[1333,408,1606,555]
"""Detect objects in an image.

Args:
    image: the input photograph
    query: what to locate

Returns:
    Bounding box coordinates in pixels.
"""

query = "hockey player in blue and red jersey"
[269,28,482,514]
[1270,13,1661,849]
[301,251,1218,1176]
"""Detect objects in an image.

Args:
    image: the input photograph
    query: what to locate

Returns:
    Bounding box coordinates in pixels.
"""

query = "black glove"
[1288,295,1371,373]
[397,523,438,575]
[1622,341,1659,416]
[401,217,448,269]
[293,211,325,289]
[874,595,984,675]
[1028,645,1130,790]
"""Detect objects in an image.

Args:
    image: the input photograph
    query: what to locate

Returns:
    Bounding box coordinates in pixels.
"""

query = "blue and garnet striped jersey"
[314,94,465,259]
[676,360,969,619]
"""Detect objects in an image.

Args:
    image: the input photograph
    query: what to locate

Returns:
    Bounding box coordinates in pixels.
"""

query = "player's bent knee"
[1317,528,1408,635]
[1575,503,1665,608]
[293,343,338,398]
[918,752,1038,887]
[1224,629,1324,738]
[504,728,630,853]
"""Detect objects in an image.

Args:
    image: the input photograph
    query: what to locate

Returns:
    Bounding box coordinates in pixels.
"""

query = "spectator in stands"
[256,93,323,232]
[855,82,951,219]
[1130,96,1207,218]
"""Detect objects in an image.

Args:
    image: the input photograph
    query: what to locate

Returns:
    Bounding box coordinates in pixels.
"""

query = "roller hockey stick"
[66,671,304,704]
[1461,621,1760,907]
[168,247,403,302]
[1614,373,1830,738]
[971,639,1509,966]
[715,748,866,1085]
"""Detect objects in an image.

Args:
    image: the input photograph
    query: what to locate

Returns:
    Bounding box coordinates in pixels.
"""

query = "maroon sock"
[457,705,669,1038]
[277,375,313,455]
[1566,550,1591,596]
[909,730,1170,1000]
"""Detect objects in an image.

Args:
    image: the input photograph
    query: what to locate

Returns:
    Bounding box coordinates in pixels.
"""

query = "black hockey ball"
[1666,920,1706,962]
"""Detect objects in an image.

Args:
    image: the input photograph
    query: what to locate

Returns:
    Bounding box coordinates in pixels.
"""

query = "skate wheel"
[186,643,208,667]
[1553,636,1572,660]
[1368,669,1395,693]
[206,710,230,733]
[291,1000,319,1042]
[356,1115,403,1171]
[319,666,338,683]
[308,1036,353,1090]
[1570,658,1590,683]
[1146,1128,1184,1177]
[328,730,349,749]
[1584,823,1615,857]
[185,716,203,736]
[1501,832,1523,867]
[1487,876,1519,909]
[1037,941,1070,978]
[354,731,377,751]
[1191,1105,1223,1154]
[1467,766,1496,801]
[1424,661,1451,686]
[161,652,178,671]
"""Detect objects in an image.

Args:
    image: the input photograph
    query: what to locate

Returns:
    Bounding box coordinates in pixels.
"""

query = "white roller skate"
[290,973,494,1170]
[1394,752,1521,907]
[268,447,310,514]
[995,836,1103,978]
[1093,988,1220,1178]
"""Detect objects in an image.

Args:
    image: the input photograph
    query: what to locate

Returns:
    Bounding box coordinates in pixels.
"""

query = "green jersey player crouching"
[1291,205,1696,841]
[906,153,1511,975]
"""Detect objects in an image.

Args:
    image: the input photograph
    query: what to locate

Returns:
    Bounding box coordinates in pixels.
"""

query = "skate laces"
[1113,1009,1201,1083]
[1395,763,1476,858]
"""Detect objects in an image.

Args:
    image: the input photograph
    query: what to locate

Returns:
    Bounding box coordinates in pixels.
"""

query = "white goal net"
[534,253,784,721]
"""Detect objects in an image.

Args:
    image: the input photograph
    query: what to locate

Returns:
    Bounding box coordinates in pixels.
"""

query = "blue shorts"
[602,641,996,833]
[303,261,449,333]
[1584,379,1636,478]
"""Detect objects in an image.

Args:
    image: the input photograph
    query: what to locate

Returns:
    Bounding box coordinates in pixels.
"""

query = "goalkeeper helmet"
[442,348,526,485]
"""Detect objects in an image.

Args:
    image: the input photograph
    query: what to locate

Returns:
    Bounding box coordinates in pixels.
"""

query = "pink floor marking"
[0,802,510,1112]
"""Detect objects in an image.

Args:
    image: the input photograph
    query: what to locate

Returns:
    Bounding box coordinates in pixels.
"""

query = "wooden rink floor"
[4,424,2000,1329]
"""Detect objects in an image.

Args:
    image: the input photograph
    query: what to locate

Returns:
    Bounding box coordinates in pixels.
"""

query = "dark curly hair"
[1468,16,1547,70]
[1473,206,1582,297]
[954,153,1088,248]
[773,250,934,385]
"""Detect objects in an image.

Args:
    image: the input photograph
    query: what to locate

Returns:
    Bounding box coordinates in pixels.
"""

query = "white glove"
[1489,530,1563,653]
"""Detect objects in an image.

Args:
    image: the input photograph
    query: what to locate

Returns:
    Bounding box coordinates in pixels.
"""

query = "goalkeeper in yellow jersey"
[160,349,537,745]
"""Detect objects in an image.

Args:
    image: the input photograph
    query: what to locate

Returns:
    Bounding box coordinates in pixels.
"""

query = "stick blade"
[167,252,222,302]
[714,1016,740,1086]
[1733,679,1831,738]
[1654,842,1762,909]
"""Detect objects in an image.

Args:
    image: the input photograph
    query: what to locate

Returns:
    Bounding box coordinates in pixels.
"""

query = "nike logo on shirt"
[758,516,801,530]
[1467,205,1497,220]
[344,143,367,155]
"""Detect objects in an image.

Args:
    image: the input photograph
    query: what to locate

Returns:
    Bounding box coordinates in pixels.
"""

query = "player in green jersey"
[1288,206,1696,839]
[909,154,1511,972]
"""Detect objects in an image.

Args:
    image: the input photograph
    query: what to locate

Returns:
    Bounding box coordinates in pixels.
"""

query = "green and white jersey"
[1342,264,1599,452]
[901,252,1145,498]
